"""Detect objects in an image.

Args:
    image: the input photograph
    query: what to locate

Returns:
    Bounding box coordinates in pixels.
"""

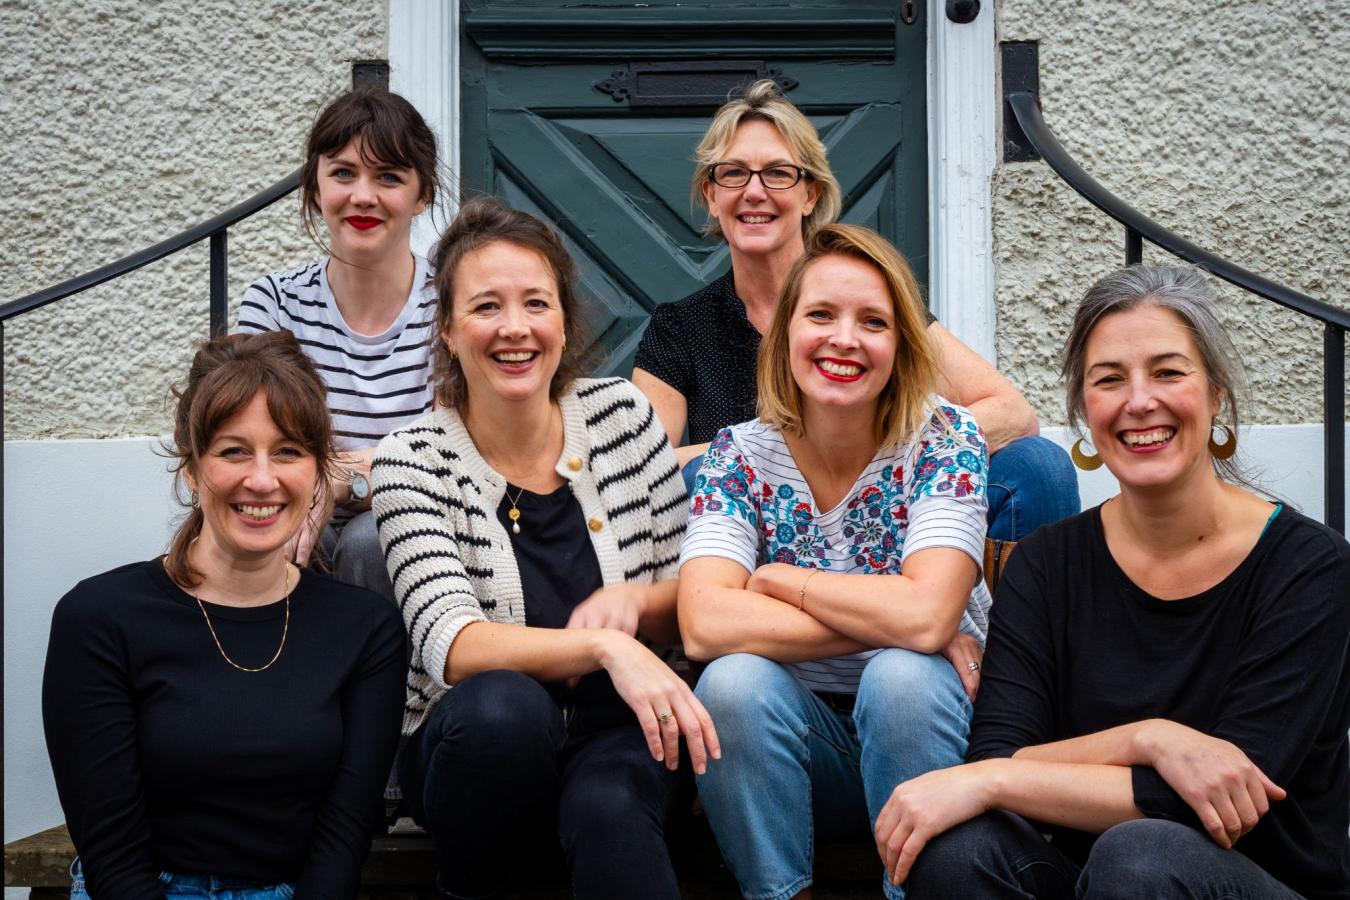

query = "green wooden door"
[460,0,928,376]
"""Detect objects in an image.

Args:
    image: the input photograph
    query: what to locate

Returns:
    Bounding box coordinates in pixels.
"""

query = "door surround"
[388,0,998,362]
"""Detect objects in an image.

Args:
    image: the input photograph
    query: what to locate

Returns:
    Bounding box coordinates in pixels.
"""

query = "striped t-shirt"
[235,254,438,451]
[679,401,992,695]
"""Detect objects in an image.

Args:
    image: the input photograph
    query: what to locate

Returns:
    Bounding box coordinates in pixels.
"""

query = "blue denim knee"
[986,435,1081,541]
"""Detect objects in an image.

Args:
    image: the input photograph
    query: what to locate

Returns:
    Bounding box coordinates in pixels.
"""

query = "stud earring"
[1071,438,1103,472]
[1208,422,1237,460]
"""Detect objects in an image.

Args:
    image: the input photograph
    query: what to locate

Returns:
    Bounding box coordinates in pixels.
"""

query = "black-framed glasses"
[708,162,807,190]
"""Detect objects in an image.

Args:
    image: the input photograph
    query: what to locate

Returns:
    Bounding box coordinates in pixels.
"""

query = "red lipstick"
[345,216,381,230]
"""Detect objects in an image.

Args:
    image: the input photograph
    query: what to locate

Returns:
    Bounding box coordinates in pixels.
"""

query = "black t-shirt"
[634,271,937,445]
[969,504,1350,899]
[42,560,407,900]
[496,482,632,729]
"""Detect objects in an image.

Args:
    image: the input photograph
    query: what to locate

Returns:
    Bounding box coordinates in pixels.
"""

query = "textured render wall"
[1,0,387,439]
[994,1,1349,427]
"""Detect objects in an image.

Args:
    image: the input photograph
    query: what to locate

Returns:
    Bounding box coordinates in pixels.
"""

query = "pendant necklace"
[506,484,528,535]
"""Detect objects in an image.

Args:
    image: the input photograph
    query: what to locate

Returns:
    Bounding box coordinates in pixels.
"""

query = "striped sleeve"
[371,428,486,693]
[678,427,760,575]
[234,276,282,334]
[632,390,687,582]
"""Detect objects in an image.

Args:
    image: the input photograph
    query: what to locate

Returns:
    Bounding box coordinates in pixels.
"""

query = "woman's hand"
[1138,719,1285,848]
[874,761,997,886]
[940,631,983,703]
[566,584,650,636]
[595,631,721,775]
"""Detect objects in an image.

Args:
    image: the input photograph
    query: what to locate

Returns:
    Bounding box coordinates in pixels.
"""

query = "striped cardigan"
[371,377,687,735]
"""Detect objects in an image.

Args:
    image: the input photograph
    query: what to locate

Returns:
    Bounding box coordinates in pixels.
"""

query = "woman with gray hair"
[874,265,1349,899]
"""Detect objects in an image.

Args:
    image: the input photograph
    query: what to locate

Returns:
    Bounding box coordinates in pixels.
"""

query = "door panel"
[461,0,928,376]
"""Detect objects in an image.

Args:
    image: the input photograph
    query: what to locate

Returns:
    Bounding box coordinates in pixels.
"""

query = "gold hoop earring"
[448,344,457,360]
[1071,438,1103,471]
[561,336,568,352]
[190,489,200,508]
[1208,423,1237,460]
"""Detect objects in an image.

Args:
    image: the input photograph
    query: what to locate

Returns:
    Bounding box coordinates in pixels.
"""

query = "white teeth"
[235,504,281,520]
[493,351,535,363]
[739,214,773,224]
[818,360,863,377]
[1122,428,1175,446]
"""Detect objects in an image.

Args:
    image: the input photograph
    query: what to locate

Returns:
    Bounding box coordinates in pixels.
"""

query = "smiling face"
[787,253,898,417]
[1082,304,1221,493]
[444,240,565,407]
[704,119,819,264]
[316,137,426,261]
[186,390,318,565]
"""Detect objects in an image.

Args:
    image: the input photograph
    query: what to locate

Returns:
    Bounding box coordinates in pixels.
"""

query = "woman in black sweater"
[42,331,406,900]
[876,265,1349,899]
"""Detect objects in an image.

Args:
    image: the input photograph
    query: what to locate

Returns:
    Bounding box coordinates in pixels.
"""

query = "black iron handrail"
[0,170,301,332]
[1008,91,1346,533]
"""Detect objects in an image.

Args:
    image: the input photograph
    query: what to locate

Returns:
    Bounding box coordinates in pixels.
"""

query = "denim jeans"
[70,860,295,899]
[320,510,395,602]
[906,811,1305,899]
[694,650,972,900]
[399,669,682,900]
[682,434,1080,543]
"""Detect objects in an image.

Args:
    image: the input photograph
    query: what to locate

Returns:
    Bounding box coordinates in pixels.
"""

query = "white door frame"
[387,2,998,362]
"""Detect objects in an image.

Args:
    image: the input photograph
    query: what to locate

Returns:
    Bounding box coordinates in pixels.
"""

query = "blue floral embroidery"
[912,406,989,501]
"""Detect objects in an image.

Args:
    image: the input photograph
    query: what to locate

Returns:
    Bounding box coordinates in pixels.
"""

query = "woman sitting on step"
[43,331,406,900]
[372,196,717,900]
[678,223,992,900]
[882,265,1350,899]
[236,86,441,599]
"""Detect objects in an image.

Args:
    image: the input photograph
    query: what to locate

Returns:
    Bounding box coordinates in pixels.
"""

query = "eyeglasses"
[708,162,808,190]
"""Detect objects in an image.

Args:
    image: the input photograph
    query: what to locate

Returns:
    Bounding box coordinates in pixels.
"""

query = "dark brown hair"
[164,331,336,588]
[300,87,440,248]
[430,196,586,410]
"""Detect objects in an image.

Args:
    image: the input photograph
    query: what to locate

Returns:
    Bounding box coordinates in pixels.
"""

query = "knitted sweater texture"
[372,378,687,735]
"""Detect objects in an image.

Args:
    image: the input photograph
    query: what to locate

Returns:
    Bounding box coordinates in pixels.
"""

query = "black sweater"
[42,560,406,900]
[969,505,1350,899]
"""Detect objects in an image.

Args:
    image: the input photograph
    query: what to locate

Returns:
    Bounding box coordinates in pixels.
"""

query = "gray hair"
[1061,264,1249,483]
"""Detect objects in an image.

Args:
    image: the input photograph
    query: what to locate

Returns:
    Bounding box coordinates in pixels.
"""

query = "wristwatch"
[346,469,371,504]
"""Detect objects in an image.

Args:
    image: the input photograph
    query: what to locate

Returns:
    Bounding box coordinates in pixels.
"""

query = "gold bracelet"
[798,569,819,610]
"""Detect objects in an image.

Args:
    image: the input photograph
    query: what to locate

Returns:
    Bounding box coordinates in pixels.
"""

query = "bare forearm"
[638,580,681,644]
[982,758,1143,834]
[784,570,963,654]
[1013,720,1154,767]
[446,621,610,685]
[965,396,1037,454]
[675,442,711,468]
[680,586,868,662]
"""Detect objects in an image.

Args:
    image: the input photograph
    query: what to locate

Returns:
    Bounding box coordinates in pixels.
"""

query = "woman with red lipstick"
[372,198,715,900]
[237,87,440,597]
[678,224,993,900]
[633,79,1078,544]
[43,331,406,900]
[880,266,1349,899]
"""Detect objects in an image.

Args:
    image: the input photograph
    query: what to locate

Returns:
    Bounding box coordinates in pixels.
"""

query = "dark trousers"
[399,670,682,900]
[906,811,1304,899]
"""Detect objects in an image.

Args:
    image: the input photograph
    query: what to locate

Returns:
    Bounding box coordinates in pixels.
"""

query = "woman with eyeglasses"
[632,79,1078,544]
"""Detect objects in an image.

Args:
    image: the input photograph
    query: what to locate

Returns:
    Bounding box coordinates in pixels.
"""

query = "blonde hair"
[757,224,939,450]
[692,79,842,238]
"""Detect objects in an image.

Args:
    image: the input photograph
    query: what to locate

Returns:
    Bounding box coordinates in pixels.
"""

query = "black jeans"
[906,810,1304,899]
[399,670,682,900]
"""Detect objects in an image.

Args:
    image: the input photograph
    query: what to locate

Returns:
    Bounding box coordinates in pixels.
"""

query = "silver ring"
[967,660,981,672]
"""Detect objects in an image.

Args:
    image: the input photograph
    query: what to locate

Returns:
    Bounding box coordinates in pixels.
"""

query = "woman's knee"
[695,653,797,720]
[1080,819,1197,887]
[436,670,560,745]
[856,648,965,719]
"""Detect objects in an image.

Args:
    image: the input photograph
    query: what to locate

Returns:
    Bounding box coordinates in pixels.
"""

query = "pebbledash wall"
[3,0,1347,856]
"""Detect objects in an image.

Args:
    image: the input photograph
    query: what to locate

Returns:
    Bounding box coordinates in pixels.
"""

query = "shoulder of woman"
[246,259,325,295]
[376,408,456,455]
[53,560,162,626]
[1259,507,1350,573]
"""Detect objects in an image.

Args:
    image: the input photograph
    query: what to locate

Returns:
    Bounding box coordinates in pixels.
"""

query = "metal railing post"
[1125,227,1142,266]
[1326,323,1345,533]
[209,230,228,338]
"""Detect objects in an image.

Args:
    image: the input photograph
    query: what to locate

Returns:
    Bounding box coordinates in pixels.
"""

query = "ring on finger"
[967,660,981,672]
[658,711,673,724]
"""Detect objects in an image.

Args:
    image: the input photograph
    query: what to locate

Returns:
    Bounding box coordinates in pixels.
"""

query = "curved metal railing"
[1007,91,1346,533]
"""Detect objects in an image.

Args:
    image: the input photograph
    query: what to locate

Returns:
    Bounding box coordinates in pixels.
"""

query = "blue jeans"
[906,811,1304,899]
[399,670,682,900]
[682,435,1079,542]
[694,651,972,900]
[71,860,295,899]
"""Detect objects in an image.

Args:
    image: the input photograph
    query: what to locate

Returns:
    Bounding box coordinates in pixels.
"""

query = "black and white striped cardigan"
[371,377,687,735]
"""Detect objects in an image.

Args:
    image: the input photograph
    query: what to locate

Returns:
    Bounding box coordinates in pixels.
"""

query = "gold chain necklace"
[195,568,292,673]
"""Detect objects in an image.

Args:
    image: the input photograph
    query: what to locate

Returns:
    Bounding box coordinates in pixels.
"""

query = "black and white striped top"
[370,378,688,735]
[680,402,992,695]
[235,255,437,451]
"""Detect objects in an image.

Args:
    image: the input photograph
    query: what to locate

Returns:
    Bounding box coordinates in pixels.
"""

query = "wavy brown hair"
[164,331,336,588]
[757,224,939,450]
[430,196,586,410]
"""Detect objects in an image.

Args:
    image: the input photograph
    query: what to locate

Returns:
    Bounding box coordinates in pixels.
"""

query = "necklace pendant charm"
[512,521,521,535]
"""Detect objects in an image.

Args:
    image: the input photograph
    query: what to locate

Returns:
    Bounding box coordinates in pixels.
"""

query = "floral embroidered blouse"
[679,399,992,694]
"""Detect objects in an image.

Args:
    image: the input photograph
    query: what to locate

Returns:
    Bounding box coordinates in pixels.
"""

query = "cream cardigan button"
[568,456,583,471]
[588,518,603,532]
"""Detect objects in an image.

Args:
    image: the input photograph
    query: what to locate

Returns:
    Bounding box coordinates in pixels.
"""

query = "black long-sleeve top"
[42,560,406,900]
[969,505,1350,899]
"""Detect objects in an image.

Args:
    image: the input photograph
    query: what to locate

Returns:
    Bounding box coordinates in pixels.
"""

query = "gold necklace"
[195,568,292,673]
[506,484,527,535]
